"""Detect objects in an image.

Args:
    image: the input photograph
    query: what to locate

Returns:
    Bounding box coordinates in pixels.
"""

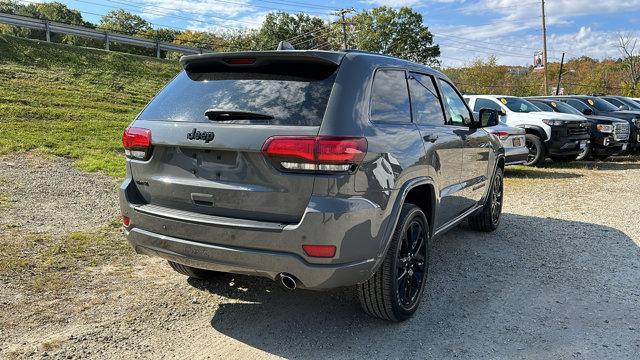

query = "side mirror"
[582,108,594,116]
[475,108,500,128]
[498,110,506,116]
[619,105,630,111]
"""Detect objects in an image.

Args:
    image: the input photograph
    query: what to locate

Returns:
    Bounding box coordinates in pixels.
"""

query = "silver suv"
[120,50,505,321]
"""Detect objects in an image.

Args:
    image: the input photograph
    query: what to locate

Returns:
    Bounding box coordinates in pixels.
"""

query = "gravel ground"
[1,153,639,359]
[0,153,119,235]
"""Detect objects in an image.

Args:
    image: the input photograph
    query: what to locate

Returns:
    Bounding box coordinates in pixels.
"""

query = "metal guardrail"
[0,12,206,58]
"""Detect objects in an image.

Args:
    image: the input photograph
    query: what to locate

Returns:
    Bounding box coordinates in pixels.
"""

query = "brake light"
[302,245,336,258]
[225,58,256,65]
[122,215,130,227]
[262,136,367,173]
[493,131,509,140]
[122,127,152,160]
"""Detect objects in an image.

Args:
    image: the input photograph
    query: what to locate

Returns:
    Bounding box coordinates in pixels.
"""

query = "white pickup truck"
[464,95,591,165]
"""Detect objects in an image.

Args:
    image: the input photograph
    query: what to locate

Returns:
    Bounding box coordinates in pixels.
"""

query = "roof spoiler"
[180,51,344,72]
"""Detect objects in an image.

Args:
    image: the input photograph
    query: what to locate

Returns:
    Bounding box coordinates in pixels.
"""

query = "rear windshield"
[137,70,337,126]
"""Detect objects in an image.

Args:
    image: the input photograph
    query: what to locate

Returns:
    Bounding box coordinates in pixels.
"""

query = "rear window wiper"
[204,109,275,121]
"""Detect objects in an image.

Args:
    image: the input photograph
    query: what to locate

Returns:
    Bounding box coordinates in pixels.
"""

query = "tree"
[221,29,261,52]
[618,33,640,94]
[98,9,151,36]
[350,7,440,65]
[0,1,92,44]
[255,12,330,50]
[34,2,86,26]
[173,30,224,51]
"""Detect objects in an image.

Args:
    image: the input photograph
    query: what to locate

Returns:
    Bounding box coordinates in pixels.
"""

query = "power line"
[77,0,256,28]
[16,0,253,51]
[117,0,333,17]
[254,0,337,11]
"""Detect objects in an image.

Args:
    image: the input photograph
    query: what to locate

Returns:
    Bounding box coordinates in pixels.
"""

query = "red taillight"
[225,58,256,65]
[263,137,316,162]
[122,127,152,160]
[262,136,367,173]
[302,245,336,258]
[494,131,509,140]
[122,215,130,227]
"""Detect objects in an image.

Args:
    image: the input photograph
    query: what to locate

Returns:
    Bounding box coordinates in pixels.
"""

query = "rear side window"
[137,70,337,126]
[473,98,502,112]
[408,73,446,125]
[370,69,411,123]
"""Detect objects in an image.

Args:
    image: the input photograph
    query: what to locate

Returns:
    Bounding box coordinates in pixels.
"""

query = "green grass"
[0,219,131,292]
[0,34,180,177]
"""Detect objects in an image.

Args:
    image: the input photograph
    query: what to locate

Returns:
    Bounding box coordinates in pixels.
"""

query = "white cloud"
[138,0,253,18]
[360,0,425,7]
[435,0,640,67]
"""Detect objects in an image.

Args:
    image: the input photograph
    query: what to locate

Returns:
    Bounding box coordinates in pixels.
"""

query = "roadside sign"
[534,50,545,72]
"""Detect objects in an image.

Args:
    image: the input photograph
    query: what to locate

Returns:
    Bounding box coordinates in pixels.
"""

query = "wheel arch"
[371,177,436,273]
[520,125,548,141]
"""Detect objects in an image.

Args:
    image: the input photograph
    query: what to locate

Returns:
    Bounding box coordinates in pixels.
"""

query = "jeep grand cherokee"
[120,50,505,321]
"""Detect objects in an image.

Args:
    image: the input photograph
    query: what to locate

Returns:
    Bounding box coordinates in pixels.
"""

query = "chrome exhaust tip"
[278,273,297,290]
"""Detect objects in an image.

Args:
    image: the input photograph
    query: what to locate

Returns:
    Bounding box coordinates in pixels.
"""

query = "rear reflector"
[122,127,152,160]
[224,58,256,65]
[262,136,367,173]
[122,215,130,227]
[302,245,336,258]
[493,131,509,140]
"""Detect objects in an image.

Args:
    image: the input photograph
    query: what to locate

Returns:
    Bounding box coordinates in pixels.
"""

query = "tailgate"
[129,121,319,223]
[127,53,340,223]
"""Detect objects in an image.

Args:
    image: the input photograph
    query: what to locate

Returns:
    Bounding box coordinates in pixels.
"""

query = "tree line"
[1,1,638,96]
[448,53,640,97]
[0,1,439,64]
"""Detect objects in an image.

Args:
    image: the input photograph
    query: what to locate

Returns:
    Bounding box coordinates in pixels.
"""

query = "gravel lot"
[1,153,639,359]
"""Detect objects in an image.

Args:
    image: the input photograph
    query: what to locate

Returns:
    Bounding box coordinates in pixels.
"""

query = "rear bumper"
[126,228,376,290]
[504,146,529,166]
[119,178,386,290]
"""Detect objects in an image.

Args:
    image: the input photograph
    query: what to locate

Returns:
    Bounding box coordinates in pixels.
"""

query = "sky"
[28,0,640,67]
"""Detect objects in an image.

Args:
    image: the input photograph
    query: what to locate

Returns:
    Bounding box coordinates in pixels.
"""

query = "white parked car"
[464,95,590,166]
[485,123,528,166]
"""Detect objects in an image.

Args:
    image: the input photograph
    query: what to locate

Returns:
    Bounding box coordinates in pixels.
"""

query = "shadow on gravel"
[505,168,583,179]
[540,160,640,171]
[193,214,640,359]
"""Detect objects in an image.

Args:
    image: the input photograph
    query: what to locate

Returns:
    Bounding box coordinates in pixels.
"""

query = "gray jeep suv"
[120,50,505,321]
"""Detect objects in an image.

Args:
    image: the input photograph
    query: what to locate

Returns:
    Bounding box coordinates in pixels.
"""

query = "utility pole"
[555,52,565,95]
[541,0,549,95]
[333,8,354,49]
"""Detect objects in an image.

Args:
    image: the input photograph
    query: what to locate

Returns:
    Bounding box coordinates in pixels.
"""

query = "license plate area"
[512,137,523,147]
[180,149,238,167]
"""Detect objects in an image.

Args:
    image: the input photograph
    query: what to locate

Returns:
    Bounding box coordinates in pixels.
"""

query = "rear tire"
[468,167,503,232]
[168,261,218,280]
[357,204,430,322]
[524,134,546,166]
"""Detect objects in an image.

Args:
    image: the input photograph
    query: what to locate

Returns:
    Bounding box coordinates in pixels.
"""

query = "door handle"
[423,134,439,143]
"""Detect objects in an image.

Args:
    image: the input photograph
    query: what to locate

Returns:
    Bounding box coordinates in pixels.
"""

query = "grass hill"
[0,34,180,177]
